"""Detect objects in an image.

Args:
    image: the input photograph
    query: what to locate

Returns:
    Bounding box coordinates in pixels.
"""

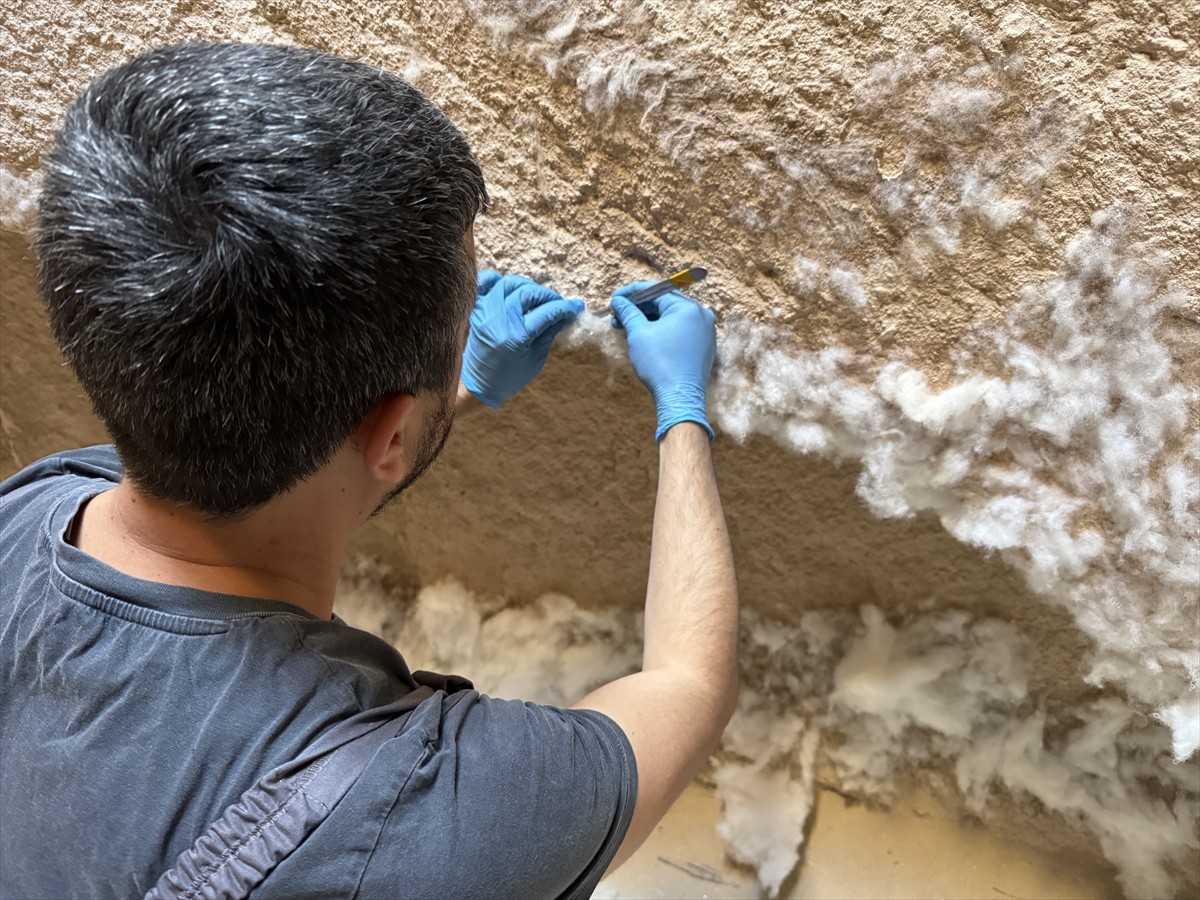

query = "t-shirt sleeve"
[358,692,637,900]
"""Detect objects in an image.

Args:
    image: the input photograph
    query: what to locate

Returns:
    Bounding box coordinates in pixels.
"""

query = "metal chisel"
[625,267,708,305]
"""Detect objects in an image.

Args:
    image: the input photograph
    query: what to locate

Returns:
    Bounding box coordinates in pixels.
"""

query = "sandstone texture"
[2,1,1197,896]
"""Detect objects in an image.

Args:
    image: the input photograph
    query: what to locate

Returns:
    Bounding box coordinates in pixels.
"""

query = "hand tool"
[625,267,708,305]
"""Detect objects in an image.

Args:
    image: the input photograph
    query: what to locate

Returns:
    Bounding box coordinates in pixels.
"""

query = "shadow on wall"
[373,338,1097,704]
[1,227,1094,706]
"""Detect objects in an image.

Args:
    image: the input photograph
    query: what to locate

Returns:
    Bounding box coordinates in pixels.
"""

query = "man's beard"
[370,388,455,517]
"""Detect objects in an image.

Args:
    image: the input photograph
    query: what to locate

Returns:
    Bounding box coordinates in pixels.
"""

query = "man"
[0,42,738,899]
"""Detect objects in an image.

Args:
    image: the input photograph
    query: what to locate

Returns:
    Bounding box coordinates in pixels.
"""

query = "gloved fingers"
[612,281,675,327]
[496,273,538,299]
[459,367,486,400]
[512,282,566,314]
[524,297,585,338]
[612,280,659,300]
[532,316,577,352]
[477,269,504,295]
[610,294,649,332]
[635,299,661,321]
[652,290,696,315]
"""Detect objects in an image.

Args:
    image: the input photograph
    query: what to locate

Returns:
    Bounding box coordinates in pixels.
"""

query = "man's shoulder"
[0,445,120,582]
[256,691,637,900]
[399,694,638,899]
[1,445,121,519]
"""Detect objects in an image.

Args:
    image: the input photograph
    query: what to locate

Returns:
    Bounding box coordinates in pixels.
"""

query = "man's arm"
[571,288,738,871]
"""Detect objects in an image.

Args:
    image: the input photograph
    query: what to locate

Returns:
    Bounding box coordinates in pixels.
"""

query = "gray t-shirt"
[0,446,636,899]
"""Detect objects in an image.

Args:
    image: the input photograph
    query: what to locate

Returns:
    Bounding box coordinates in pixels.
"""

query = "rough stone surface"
[2,1,1198,895]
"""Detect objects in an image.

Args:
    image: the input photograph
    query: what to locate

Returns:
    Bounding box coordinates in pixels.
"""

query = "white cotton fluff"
[404,579,487,670]
[792,256,822,296]
[0,165,40,232]
[400,51,434,86]
[465,0,697,166]
[336,568,1200,898]
[691,211,1197,759]
[827,607,1030,791]
[875,364,1000,437]
[826,610,1199,898]
[561,309,626,361]
[713,719,819,899]
[828,267,869,309]
[334,557,411,638]
[1157,696,1200,763]
[411,587,641,706]
[573,49,679,120]
[831,606,1027,740]
[335,565,640,707]
[543,8,578,44]
[959,168,1026,231]
[949,493,1035,551]
[957,702,1200,899]
[926,84,1003,134]
[1162,456,1200,532]
[852,54,1078,277]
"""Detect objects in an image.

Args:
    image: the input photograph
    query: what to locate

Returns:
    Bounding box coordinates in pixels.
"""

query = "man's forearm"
[568,294,731,872]
[642,423,739,716]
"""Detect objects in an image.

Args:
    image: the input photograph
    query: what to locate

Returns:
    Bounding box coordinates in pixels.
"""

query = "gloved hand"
[461,270,585,407]
[611,282,717,442]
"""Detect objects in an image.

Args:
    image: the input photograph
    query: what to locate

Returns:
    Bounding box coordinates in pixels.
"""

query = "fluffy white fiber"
[548,204,1200,893]
[336,567,641,706]
[334,567,1200,898]
[561,206,1200,763]
[831,607,1198,900]
[827,267,869,310]
[468,4,1079,318]
[712,725,818,897]
[466,0,690,124]
[957,702,1200,900]
[0,164,40,231]
[563,206,1199,768]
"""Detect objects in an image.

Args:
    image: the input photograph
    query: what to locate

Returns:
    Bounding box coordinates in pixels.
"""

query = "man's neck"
[73,480,353,620]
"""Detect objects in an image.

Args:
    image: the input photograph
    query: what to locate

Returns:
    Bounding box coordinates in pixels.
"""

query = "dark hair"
[36,42,487,516]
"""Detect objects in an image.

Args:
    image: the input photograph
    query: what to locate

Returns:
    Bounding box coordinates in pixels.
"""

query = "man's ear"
[354,393,418,483]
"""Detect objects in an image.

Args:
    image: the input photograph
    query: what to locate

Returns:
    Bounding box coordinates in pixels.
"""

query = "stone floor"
[600,783,1120,900]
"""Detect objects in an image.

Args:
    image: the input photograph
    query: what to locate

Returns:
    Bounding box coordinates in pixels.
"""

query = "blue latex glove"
[611,282,717,442]
[461,270,585,407]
